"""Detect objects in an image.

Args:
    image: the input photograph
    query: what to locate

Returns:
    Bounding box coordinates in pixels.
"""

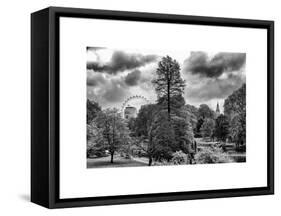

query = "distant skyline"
[87,47,246,112]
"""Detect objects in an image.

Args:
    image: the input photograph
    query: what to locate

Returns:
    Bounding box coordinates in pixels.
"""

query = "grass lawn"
[87,155,148,168]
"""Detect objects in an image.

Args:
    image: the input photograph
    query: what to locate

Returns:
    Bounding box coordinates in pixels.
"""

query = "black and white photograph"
[29,6,274,209]
[86,47,246,168]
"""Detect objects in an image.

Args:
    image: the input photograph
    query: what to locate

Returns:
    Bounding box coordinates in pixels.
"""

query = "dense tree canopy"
[214,114,229,141]
[224,84,246,146]
[152,111,176,161]
[87,122,105,157]
[224,84,246,118]
[94,108,131,163]
[87,99,101,124]
[229,113,246,146]
[133,104,159,165]
[184,104,198,132]
[195,104,215,137]
[198,104,215,120]
[200,118,215,138]
[134,104,159,137]
[134,99,194,162]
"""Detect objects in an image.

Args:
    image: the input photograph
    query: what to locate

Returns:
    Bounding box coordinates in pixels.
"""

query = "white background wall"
[0,0,279,215]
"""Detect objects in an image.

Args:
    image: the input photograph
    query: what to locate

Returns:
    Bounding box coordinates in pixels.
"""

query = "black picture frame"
[31,6,274,208]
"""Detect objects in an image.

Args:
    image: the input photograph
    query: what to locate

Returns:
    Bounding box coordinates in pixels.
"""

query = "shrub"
[195,147,233,164]
[171,151,187,165]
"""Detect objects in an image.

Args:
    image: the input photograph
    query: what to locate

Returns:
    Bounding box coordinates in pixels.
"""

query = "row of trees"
[185,84,246,148]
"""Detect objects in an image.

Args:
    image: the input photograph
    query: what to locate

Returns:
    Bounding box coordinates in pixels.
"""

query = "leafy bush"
[200,118,215,138]
[171,151,187,165]
[195,147,233,164]
[87,147,107,158]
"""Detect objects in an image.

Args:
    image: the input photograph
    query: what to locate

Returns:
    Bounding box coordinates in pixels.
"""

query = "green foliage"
[200,118,215,138]
[214,114,229,141]
[195,147,234,164]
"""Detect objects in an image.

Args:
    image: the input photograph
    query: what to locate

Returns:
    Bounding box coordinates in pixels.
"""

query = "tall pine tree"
[152,56,185,119]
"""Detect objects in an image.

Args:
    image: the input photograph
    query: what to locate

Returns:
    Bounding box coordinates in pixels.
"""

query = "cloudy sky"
[87,47,246,112]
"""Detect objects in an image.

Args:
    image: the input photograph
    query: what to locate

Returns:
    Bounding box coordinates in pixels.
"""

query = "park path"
[131,157,149,165]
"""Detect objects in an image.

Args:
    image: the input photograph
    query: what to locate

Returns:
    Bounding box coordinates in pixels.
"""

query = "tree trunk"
[167,81,170,120]
[148,156,152,166]
[110,152,114,163]
[194,141,197,153]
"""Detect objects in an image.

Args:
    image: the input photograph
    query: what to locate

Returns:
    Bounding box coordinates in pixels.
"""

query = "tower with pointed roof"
[215,102,220,118]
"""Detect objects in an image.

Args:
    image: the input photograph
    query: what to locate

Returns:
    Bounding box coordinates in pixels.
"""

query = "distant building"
[124,106,137,119]
[215,102,220,118]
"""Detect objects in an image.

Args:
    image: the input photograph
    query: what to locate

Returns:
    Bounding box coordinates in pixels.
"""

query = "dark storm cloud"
[87,51,158,74]
[186,73,245,102]
[86,47,105,51]
[102,79,127,102]
[124,70,141,86]
[87,67,156,108]
[87,67,128,105]
[184,52,246,78]
[87,72,107,87]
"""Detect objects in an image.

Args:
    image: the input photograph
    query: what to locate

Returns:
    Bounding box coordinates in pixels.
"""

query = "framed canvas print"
[31,7,274,208]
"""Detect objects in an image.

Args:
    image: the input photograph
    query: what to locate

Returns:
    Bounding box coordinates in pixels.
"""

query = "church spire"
[216,102,220,114]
